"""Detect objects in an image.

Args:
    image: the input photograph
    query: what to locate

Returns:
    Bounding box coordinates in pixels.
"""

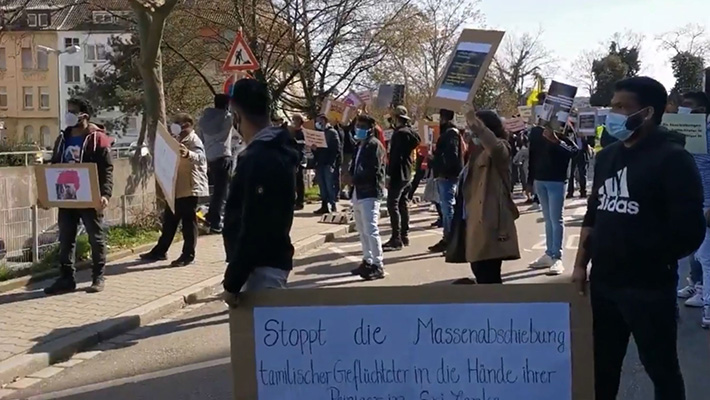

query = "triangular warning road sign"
[223,32,259,72]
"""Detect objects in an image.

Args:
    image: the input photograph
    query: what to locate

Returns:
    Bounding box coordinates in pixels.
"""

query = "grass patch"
[107,225,161,250]
[305,185,320,202]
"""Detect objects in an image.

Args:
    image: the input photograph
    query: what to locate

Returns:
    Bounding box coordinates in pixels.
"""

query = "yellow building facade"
[0,31,60,147]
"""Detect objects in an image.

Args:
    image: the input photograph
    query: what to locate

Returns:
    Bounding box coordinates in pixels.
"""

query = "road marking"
[336,232,438,249]
[328,246,362,263]
[530,234,579,251]
[23,357,232,400]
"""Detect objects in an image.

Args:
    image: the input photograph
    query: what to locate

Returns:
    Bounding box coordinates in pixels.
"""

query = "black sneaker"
[579,193,587,199]
[402,237,410,247]
[360,265,385,281]
[351,261,369,276]
[294,204,305,211]
[428,239,447,253]
[44,277,77,296]
[430,220,442,228]
[209,227,223,235]
[170,256,195,267]
[382,239,403,252]
[139,252,167,262]
[566,193,574,199]
[330,204,338,213]
[86,277,105,293]
[313,207,329,215]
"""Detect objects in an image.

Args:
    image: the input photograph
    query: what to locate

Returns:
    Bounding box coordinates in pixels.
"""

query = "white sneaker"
[684,285,703,308]
[527,203,541,211]
[702,307,710,329]
[530,254,554,269]
[677,278,697,298]
[548,259,565,276]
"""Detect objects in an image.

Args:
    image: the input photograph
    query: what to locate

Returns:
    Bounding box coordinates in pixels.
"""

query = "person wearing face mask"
[312,114,341,214]
[44,98,114,295]
[382,106,421,251]
[221,79,299,306]
[572,77,705,400]
[348,114,387,280]
[141,114,208,267]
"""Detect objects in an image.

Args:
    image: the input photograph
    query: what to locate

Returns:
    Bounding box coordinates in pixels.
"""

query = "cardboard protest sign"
[540,81,578,132]
[343,91,364,108]
[321,98,350,124]
[662,113,708,154]
[504,116,526,133]
[577,108,598,136]
[518,105,533,120]
[229,285,594,400]
[430,29,505,111]
[35,163,102,209]
[303,129,327,148]
[357,90,373,106]
[153,123,181,212]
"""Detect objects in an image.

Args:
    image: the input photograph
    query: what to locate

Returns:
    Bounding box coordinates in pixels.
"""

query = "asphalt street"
[7,200,710,400]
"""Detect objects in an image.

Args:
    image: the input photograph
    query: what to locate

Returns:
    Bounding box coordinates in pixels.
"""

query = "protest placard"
[229,285,594,400]
[322,98,351,124]
[430,29,505,111]
[35,163,102,209]
[540,81,578,132]
[662,113,708,154]
[303,129,327,148]
[518,106,533,120]
[577,108,598,136]
[504,117,526,133]
[153,123,181,212]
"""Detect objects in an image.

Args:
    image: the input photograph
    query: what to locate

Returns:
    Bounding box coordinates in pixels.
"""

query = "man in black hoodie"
[312,114,341,214]
[428,108,463,253]
[573,77,705,400]
[383,106,421,251]
[222,79,299,304]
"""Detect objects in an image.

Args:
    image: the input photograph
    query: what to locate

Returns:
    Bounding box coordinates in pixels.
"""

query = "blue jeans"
[353,197,383,266]
[436,178,458,240]
[243,267,289,291]
[535,180,566,259]
[316,164,336,208]
[694,226,710,307]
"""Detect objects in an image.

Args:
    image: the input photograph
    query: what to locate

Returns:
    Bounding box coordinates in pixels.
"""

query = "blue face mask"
[354,128,369,140]
[606,108,647,142]
[315,122,323,130]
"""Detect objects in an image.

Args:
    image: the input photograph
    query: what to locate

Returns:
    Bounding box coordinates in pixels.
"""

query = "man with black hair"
[349,114,387,280]
[573,77,705,400]
[428,108,464,254]
[222,79,299,305]
[198,94,233,234]
[383,105,421,251]
[45,98,114,295]
[312,114,341,214]
[291,114,307,210]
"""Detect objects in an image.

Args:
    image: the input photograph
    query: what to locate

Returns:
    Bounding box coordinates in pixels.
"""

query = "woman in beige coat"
[446,110,520,284]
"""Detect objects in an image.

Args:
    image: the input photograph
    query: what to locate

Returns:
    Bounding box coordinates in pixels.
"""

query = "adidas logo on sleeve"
[597,167,640,215]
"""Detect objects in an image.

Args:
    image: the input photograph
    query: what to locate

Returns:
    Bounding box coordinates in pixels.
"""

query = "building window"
[0,87,7,108]
[39,87,49,109]
[65,66,81,83]
[38,13,49,27]
[40,126,51,147]
[85,44,108,62]
[27,13,37,27]
[64,37,80,49]
[23,126,35,143]
[37,49,48,70]
[21,47,32,69]
[23,87,33,109]
[92,11,114,24]
[0,48,5,70]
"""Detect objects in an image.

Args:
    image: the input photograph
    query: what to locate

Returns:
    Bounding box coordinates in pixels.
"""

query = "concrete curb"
[0,223,355,386]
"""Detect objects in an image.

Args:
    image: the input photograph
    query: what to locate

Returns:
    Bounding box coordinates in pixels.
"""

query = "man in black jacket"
[567,131,591,199]
[312,114,341,214]
[573,77,705,400]
[428,108,463,253]
[291,114,307,210]
[349,114,387,280]
[44,98,113,295]
[383,106,421,251]
[222,79,299,304]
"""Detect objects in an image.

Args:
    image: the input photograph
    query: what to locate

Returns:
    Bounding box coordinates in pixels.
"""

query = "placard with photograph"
[35,163,102,209]
[154,122,181,212]
[540,81,578,132]
[577,108,598,136]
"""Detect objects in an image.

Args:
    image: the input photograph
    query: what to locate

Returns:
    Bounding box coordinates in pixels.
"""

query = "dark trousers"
[57,208,106,279]
[316,164,336,209]
[153,196,199,259]
[387,180,411,241]
[408,157,425,199]
[207,157,232,230]
[591,281,685,400]
[295,165,305,206]
[470,259,503,284]
[334,161,342,197]
[568,156,587,196]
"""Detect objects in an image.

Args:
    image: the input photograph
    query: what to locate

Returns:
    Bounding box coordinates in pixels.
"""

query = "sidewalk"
[0,203,353,386]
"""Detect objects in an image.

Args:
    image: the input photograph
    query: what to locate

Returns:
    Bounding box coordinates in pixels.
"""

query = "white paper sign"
[577,108,597,136]
[253,303,572,400]
[662,113,708,154]
[154,125,180,210]
[303,129,327,148]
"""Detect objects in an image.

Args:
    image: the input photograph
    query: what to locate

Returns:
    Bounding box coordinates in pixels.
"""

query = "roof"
[0,0,133,31]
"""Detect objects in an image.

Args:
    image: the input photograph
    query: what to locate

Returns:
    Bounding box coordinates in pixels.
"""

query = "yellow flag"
[526,78,543,106]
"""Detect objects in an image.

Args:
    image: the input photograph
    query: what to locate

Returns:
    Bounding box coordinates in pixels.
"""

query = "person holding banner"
[44,98,114,295]
[141,114,208,267]
[348,114,387,280]
[573,77,705,400]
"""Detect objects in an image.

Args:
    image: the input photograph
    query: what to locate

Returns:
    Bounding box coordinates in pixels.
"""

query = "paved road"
[7,200,710,399]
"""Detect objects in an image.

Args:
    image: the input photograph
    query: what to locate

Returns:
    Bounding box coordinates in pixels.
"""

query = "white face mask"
[65,112,79,127]
[169,123,182,135]
[677,106,693,115]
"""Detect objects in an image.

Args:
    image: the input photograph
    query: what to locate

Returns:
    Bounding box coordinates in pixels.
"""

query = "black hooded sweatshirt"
[223,126,299,293]
[583,125,705,289]
[387,125,421,183]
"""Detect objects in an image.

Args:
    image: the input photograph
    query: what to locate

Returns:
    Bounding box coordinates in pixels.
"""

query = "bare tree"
[494,28,555,99]
[657,23,710,59]
[567,49,603,96]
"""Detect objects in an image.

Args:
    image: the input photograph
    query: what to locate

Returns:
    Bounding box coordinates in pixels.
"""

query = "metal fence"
[0,192,157,269]
[0,148,131,167]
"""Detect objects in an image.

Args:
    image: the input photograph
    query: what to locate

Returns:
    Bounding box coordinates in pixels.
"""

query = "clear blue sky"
[477,0,710,94]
